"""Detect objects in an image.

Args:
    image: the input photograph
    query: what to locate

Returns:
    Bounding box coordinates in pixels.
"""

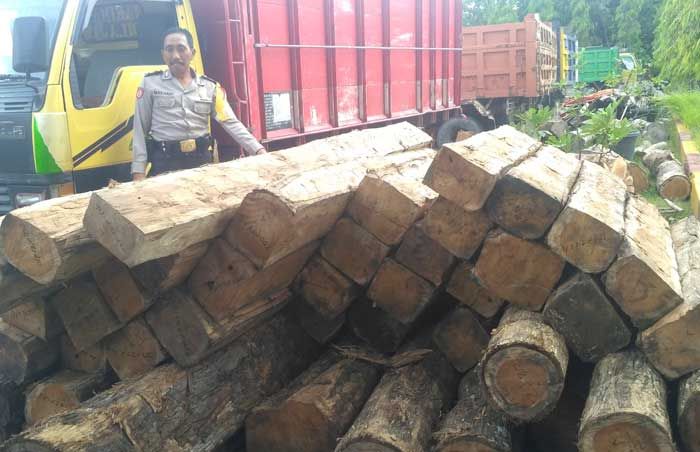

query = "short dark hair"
[162,27,194,49]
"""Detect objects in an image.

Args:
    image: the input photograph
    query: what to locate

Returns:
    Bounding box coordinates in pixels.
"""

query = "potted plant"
[580,100,638,159]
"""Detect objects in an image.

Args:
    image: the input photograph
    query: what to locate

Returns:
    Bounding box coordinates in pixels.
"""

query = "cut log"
[604,195,683,328]
[226,149,435,269]
[578,350,674,452]
[336,344,458,452]
[543,271,631,363]
[347,169,438,246]
[189,239,316,321]
[293,296,346,344]
[348,297,410,354]
[474,230,565,311]
[1,296,63,340]
[103,318,168,379]
[50,280,121,352]
[321,217,389,286]
[0,320,59,385]
[295,254,360,320]
[481,308,568,422]
[657,159,691,199]
[246,358,380,452]
[83,123,431,268]
[0,380,24,442]
[446,261,504,318]
[638,216,700,379]
[131,241,209,296]
[643,148,673,174]
[424,125,540,211]
[486,146,581,239]
[0,265,49,316]
[59,334,107,374]
[24,369,113,426]
[433,369,512,452]
[679,369,700,452]
[93,258,150,323]
[421,196,493,260]
[146,288,289,367]
[546,161,627,273]
[395,224,456,285]
[0,193,109,284]
[3,310,319,452]
[628,162,650,193]
[433,306,490,372]
[367,259,436,324]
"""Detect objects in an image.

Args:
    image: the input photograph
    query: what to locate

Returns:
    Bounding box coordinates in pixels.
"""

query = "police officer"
[132,27,265,181]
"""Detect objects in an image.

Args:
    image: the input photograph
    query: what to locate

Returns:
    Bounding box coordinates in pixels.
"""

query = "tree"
[615,0,661,63]
[569,0,595,46]
[463,0,520,26]
[654,0,700,85]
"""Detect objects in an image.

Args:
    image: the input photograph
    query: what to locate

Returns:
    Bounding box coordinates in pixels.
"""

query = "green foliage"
[615,0,661,63]
[463,0,519,26]
[659,91,700,144]
[515,106,552,139]
[580,100,637,148]
[654,0,700,86]
[547,133,576,153]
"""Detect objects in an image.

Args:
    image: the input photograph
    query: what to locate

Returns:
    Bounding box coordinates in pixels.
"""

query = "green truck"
[579,46,638,83]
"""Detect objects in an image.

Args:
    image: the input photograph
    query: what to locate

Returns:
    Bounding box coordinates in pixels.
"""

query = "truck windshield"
[0,0,65,80]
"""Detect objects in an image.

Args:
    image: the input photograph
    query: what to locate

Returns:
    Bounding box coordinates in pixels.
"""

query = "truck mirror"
[12,17,48,76]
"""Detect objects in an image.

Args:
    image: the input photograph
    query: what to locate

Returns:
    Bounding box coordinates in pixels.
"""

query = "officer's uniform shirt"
[132,69,262,174]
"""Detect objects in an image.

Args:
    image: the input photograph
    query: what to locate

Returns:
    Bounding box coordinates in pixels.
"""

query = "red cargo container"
[461,14,557,101]
[191,0,463,155]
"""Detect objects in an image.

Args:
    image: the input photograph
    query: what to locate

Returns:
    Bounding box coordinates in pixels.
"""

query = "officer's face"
[162,33,196,78]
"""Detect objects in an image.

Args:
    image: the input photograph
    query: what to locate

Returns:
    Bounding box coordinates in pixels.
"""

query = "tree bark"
[292,296,346,344]
[348,297,410,354]
[0,320,59,385]
[627,162,650,194]
[433,369,512,452]
[2,311,319,452]
[0,264,49,317]
[347,169,437,246]
[367,259,436,324]
[604,195,683,329]
[131,241,209,296]
[93,258,151,324]
[247,358,381,452]
[432,306,490,372]
[395,224,456,285]
[59,334,107,374]
[424,126,540,211]
[189,239,317,321]
[82,123,431,268]
[679,369,700,452]
[335,345,458,452]
[642,149,673,174]
[295,254,360,320]
[656,159,691,199]
[0,380,24,442]
[486,146,581,240]
[546,161,627,273]
[474,230,565,311]
[446,261,504,318]
[481,308,568,423]
[103,318,168,379]
[578,350,674,452]
[543,271,631,363]
[638,216,700,379]
[2,296,63,340]
[146,288,289,367]
[421,196,493,260]
[320,217,390,286]
[0,193,109,284]
[50,280,122,352]
[24,369,114,426]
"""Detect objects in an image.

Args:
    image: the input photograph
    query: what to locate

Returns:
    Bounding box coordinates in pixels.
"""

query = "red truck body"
[191,0,463,155]
[461,14,557,101]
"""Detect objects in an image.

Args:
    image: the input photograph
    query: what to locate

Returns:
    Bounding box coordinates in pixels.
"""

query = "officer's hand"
[254,148,267,155]
[133,173,146,182]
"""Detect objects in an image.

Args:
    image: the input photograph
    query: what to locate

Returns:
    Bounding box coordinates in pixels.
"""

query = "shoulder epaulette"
[201,74,218,84]
[145,70,164,77]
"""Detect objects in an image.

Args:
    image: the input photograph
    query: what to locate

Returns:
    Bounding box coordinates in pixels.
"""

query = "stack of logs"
[0,122,699,452]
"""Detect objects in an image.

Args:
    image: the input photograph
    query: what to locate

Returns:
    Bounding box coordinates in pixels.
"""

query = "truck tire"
[436,118,483,147]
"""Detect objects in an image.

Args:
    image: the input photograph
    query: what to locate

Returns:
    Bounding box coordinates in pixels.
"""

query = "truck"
[578,46,638,84]
[0,0,465,213]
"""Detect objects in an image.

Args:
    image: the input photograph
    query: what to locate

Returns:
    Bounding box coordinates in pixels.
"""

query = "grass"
[659,91,700,148]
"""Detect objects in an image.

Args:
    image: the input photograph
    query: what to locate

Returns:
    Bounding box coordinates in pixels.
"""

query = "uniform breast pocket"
[155,96,176,108]
[193,100,212,114]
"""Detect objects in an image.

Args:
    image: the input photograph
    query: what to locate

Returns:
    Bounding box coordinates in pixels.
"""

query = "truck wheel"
[436,118,483,147]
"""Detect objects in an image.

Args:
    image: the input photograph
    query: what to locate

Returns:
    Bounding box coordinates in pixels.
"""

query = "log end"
[0,333,28,385]
[0,215,59,285]
[579,413,676,452]
[247,400,333,452]
[25,383,79,426]
[83,192,141,266]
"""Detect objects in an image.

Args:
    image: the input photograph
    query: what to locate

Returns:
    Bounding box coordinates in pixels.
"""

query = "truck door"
[62,0,179,191]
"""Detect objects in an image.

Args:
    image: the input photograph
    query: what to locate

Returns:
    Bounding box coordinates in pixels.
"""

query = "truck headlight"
[15,192,46,207]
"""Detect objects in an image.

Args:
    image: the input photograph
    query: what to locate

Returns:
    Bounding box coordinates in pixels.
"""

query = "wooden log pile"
[0,123,698,451]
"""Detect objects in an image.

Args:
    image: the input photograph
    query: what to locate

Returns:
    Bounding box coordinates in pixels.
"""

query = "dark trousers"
[147,142,213,176]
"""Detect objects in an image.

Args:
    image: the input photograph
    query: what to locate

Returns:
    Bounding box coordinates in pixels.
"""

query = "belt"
[149,135,212,154]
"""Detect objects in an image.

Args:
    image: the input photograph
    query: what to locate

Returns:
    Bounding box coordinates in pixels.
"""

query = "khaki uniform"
[132,69,262,174]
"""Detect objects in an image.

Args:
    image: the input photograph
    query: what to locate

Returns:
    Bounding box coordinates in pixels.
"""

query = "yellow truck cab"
[0,0,203,213]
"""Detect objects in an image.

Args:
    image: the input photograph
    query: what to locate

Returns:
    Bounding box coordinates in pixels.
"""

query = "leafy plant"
[654,0,700,86]
[547,132,577,153]
[580,100,636,149]
[659,91,700,146]
[515,106,552,139]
